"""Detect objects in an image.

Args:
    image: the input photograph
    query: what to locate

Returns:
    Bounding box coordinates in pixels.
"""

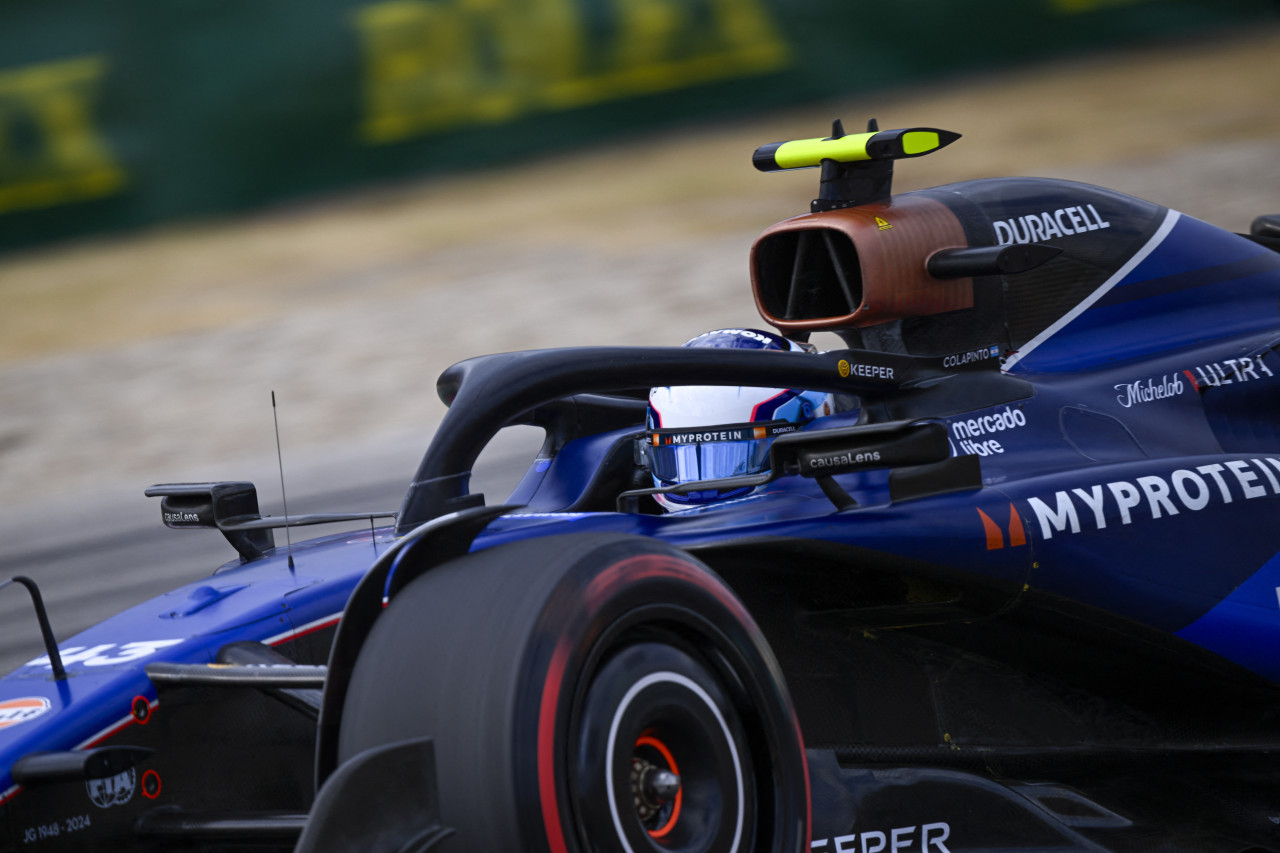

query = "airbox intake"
[750,195,973,335]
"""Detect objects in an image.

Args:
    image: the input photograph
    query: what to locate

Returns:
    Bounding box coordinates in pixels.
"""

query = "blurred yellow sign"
[355,0,791,144]
[0,56,125,214]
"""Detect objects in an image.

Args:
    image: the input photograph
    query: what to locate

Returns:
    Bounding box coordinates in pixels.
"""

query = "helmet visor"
[647,420,797,485]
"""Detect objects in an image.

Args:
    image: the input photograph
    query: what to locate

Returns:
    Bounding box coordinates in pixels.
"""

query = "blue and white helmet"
[645,328,834,509]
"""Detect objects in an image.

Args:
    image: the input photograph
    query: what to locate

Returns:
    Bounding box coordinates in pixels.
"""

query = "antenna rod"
[1,577,65,679]
[272,391,295,569]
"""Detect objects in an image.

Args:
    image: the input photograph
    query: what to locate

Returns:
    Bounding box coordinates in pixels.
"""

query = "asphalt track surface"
[2,25,1279,676]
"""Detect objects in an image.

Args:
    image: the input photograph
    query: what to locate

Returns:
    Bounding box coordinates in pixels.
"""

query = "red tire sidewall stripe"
[539,638,572,853]
[584,553,756,628]
[796,713,812,848]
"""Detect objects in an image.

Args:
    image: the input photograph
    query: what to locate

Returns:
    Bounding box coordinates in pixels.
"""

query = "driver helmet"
[645,328,833,510]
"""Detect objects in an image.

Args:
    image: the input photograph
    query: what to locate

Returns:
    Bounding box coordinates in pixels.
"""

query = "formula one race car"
[3,119,1280,853]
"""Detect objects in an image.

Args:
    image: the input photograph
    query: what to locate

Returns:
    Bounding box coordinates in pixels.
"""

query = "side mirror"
[145,482,274,562]
[772,420,951,479]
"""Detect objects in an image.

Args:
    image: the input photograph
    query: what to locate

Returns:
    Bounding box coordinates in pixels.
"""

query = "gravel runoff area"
[1,25,1278,542]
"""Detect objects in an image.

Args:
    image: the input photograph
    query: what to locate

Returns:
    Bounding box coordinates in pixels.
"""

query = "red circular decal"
[141,770,162,799]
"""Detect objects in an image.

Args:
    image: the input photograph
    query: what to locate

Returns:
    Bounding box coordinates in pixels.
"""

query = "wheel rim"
[634,733,681,836]
[575,641,754,852]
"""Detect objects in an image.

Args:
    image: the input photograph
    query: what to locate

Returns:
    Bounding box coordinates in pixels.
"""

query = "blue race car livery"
[3,120,1280,852]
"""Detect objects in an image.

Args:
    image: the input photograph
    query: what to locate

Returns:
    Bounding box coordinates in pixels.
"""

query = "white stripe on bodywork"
[264,612,343,646]
[75,698,158,750]
[1002,209,1181,372]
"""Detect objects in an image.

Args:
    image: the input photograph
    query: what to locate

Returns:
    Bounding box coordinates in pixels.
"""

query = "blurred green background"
[1,0,1276,252]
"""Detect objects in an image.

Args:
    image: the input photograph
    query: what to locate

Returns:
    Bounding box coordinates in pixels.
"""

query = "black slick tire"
[336,532,809,852]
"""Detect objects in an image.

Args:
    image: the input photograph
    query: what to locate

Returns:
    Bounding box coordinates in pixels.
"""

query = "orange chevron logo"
[977,504,1027,550]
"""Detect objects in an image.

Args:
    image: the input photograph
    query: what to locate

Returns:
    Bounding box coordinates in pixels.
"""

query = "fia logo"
[87,768,136,809]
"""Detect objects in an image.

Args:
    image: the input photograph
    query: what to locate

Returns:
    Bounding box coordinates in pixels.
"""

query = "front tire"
[336,533,808,852]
